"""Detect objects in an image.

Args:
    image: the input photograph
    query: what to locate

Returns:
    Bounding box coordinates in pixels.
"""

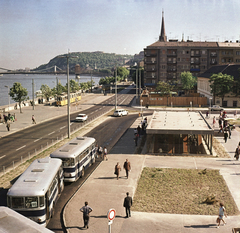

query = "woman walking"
[217,202,227,228]
[114,162,121,180]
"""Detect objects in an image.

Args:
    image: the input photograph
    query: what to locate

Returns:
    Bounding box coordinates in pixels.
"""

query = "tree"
[180,71,197,90]
[116,67,129,81]
[69,79,80,93]
[40,84,52,102]
[156,81,173,96]
[9,82,28,113]
[209,73,234,104]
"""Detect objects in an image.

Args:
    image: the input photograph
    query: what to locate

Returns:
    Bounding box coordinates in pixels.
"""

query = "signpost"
[107,209,116,233]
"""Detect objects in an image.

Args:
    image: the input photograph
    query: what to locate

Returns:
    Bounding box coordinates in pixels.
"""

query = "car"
[208,105,224,111]
[75,114,88,122]
[113,109,128,117]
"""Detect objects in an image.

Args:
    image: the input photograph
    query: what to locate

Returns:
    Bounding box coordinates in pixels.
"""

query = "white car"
[209,105,224,111]
[113,109,128,117]
[75,114,88,122]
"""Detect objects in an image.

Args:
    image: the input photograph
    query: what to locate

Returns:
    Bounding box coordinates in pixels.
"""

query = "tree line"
[9,80,94,113]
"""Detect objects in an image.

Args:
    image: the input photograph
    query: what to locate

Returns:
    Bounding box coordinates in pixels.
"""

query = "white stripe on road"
[48,131,55,135]
[60,126,66,130]
[16,145,26,151]
[34,137,42,142]
[0,155,6,159]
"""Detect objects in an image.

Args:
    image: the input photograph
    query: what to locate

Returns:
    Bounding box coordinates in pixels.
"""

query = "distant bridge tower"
[75,64,81,79]
[54,66,57,73]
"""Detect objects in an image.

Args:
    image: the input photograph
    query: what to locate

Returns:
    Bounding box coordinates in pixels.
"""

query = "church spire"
[159,11,167,42]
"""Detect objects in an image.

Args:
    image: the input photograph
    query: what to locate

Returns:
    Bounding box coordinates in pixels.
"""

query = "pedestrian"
[224,129,228,143]
[134,133,139,146]
[228,125,231,139]
[98,146,103,159]
[123,192,132,218]
[103,146,108,161]
[216,202,227,228]
[80,201,93,229]
[234,110,237,118]
[114,162,121,180]
[123,159,131,179]
[234,146,239,161]
[6,120,10,131]
[137,125,141,137]
[206,111,209,118]
[213,116,216,128]
[218,117,222,128]
[32,115,36,124]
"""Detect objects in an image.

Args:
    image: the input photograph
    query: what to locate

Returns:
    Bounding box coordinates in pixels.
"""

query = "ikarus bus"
[50,136,96,182]
[7,157,64,226]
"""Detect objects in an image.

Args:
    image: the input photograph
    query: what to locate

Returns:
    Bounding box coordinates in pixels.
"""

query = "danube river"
[0,74,101,107]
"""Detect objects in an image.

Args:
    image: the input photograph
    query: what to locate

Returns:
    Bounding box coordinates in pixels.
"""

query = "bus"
[50,136,96,182]
[0,206,53,232]
[7,157,64,226]
[56,91,81,106]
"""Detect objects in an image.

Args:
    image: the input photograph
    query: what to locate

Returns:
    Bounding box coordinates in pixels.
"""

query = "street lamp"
[58,52,78,138]
[140,99,143,119]
[4,85,10,110]
[115,66,117,110]
[209,97,212,117]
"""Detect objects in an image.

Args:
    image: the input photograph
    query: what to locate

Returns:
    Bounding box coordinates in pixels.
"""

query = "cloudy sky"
[1,0,239,70]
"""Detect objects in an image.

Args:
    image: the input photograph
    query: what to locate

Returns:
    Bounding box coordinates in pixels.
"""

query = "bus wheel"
[81,167,85,177]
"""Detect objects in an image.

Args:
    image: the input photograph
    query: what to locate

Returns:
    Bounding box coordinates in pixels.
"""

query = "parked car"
[75,114,88,122]
[209,105,224,111]
[113,109,128,117]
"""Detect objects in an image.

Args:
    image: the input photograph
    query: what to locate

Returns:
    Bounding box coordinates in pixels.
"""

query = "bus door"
[45,192,50,220]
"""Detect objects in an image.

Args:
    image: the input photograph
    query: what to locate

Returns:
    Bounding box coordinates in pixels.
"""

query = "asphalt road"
[0,92,135,172]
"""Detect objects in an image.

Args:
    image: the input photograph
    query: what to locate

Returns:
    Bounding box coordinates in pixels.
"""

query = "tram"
[56,91,81,106]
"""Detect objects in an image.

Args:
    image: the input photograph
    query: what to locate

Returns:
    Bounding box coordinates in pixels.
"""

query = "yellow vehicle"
[56,91,81,106]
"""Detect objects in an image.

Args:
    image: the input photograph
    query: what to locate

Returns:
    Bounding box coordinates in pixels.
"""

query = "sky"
[1,0,240,70]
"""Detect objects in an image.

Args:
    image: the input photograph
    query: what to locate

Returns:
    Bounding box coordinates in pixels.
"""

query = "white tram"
[50,136,96,182]
[7,157,64,226]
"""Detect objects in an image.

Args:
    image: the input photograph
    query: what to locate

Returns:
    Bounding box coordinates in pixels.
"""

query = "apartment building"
[144,13,240,87]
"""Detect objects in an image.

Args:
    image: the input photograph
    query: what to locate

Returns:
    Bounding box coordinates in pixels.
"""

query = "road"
[0,90,135,172]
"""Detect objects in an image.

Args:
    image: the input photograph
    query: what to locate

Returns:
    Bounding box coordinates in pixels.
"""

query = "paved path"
[63,114,240,233]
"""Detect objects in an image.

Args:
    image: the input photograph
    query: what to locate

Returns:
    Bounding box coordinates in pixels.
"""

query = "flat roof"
[146,111,214,135]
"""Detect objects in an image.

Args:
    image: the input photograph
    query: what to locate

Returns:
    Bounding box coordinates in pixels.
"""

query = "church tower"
[159,11,167,42]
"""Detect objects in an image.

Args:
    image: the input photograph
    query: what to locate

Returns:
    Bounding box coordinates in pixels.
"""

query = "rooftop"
[147,111,214,135]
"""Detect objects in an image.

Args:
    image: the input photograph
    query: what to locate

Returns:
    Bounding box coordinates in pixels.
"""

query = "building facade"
[144,13,240,87]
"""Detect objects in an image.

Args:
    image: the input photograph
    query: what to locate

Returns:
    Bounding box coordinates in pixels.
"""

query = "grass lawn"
[132,167,239,216]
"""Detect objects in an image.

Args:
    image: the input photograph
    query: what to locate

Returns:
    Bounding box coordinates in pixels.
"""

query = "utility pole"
[32,79,35,110]
[115,66,117,110]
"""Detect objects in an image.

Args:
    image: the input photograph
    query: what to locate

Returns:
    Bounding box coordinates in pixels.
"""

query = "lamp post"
[209,97,212,117]
[58,52,78,138]
[140,99,143,119]
[115,66,117,110]
[4,85,10,110]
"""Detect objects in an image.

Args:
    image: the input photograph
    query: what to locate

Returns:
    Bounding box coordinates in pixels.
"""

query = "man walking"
[123,192,132,218]
[123,159,131,179]
[32,115,36,124]
[80,201,93,229]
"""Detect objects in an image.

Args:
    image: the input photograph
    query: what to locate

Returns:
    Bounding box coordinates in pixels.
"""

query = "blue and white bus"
[50,136,96,182]
[7,157,64,226]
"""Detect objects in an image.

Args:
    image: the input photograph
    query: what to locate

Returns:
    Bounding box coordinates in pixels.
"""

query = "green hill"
[34,52,135,73]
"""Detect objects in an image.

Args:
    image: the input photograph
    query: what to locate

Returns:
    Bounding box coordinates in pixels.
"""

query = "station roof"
[146,111,214,135]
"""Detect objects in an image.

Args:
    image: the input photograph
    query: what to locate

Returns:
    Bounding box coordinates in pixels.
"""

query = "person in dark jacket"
[123,192,132,218]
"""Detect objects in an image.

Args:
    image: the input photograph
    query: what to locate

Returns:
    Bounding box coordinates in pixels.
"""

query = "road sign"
[107,209,116,221]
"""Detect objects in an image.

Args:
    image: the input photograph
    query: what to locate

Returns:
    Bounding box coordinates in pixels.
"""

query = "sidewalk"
[0,93,112,138]
[63,115,240,233]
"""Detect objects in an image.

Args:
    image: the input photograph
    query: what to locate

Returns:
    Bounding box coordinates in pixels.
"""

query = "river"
[0,74,101,107]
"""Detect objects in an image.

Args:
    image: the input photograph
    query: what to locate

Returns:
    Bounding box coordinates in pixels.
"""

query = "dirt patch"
[132,167,239,216]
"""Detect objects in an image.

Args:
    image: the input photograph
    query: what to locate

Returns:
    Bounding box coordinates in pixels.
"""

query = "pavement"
[63,109,240,232]
[1,93,240,232]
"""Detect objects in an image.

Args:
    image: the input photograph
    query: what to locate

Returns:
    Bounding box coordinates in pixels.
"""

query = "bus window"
[39,196,44,207]
[62,158,74,166]
[12,197,24,208]
[25,197,38,208]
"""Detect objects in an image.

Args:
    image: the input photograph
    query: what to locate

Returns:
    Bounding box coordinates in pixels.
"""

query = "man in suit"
[123,192,132,218]
[123,159,131,179]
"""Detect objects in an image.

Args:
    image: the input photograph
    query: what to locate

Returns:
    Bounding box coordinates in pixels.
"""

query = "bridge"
[0,66,67,75]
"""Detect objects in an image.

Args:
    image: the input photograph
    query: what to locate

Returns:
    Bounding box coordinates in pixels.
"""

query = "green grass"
[132,167,239,215]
